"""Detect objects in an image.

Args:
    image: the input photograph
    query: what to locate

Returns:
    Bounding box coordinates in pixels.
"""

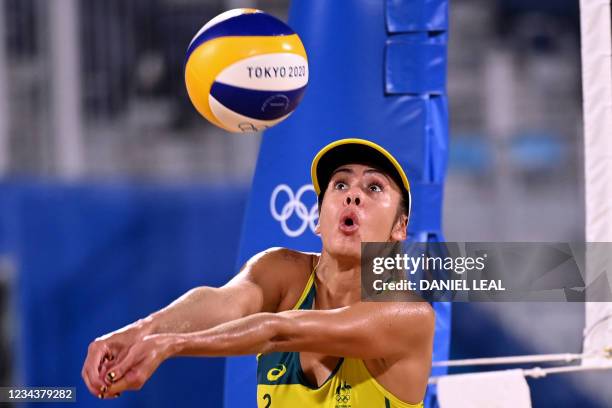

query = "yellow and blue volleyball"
[184,9,308,133]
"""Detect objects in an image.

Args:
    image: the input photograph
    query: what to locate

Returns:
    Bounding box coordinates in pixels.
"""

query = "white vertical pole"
[0,1,9,175]
[580,0,612,366]
[49,0,84,178]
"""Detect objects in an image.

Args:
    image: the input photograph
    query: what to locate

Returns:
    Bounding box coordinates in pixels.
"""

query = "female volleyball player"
[82,139,434,407]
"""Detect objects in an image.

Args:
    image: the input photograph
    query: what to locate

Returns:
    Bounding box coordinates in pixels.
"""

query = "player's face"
[316,163,407,260]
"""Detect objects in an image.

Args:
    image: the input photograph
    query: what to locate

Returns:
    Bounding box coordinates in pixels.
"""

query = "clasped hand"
[82,327,177,399]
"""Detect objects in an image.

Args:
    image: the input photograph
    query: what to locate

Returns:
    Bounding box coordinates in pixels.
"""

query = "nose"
[345,195,361,206]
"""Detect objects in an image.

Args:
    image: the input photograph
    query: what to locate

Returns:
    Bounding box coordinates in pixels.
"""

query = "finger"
[109,346,166,395]
[100,346,133,385]
[84,362,110,397]
[106,364,150,395]
[106,369,136,394]
[98,352,119,387]
[99,353,117,373]
[100,357,122,386]
[83,366,110,398]
[102,345,145,387]
[98,355,109,372]
[82,343,111,396]
[81,366,96,397]
[83,346,106,391]
[110,346,128,365]
[95,391,118,400]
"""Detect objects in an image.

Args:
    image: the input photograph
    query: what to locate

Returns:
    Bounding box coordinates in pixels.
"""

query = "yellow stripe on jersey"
[292,271,315,310]
[257,269,315,362]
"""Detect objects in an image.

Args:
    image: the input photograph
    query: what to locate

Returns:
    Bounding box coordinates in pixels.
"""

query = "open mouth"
[339,213,359,234]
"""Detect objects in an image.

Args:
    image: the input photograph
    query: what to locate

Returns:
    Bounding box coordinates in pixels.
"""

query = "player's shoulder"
[247,247,318,311]
[242,247,318,288]
[251,247,318,270]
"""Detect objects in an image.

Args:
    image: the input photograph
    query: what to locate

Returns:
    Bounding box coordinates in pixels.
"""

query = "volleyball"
[184,9,308,133]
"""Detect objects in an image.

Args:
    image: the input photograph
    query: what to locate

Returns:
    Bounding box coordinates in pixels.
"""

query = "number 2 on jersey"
[263,393,272,408]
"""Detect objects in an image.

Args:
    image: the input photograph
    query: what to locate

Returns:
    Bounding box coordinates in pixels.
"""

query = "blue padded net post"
[225,1,450,407]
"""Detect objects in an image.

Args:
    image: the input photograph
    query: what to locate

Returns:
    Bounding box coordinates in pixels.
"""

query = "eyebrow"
[364,168,390,182]
[330,167,354,178]
[330,166,391,182]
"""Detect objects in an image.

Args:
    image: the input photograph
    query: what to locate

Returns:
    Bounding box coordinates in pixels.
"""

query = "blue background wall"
[0,181,248,407]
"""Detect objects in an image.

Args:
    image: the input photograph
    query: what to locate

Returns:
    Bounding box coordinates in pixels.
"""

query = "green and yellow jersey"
[256,272,424,408]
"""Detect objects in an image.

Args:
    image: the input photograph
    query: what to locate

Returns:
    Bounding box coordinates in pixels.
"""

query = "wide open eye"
[334,181,348,190]
[369,183,382,192]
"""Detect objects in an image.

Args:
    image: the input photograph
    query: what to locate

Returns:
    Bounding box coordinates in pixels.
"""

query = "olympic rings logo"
[335,394,350,403]
[270,184,319,238]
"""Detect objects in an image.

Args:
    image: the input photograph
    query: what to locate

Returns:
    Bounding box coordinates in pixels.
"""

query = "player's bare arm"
[100,300,434,402]
[81,247,309,398]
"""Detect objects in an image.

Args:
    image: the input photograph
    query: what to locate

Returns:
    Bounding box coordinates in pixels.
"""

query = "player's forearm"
[162,304,432,360]
[167,312,285,357]
[145,286,243,335]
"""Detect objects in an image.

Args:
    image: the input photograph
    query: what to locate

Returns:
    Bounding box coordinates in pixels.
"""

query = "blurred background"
[0,0,606,407]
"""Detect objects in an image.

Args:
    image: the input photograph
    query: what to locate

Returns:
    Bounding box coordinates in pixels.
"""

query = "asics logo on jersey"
[267,364,287,381]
